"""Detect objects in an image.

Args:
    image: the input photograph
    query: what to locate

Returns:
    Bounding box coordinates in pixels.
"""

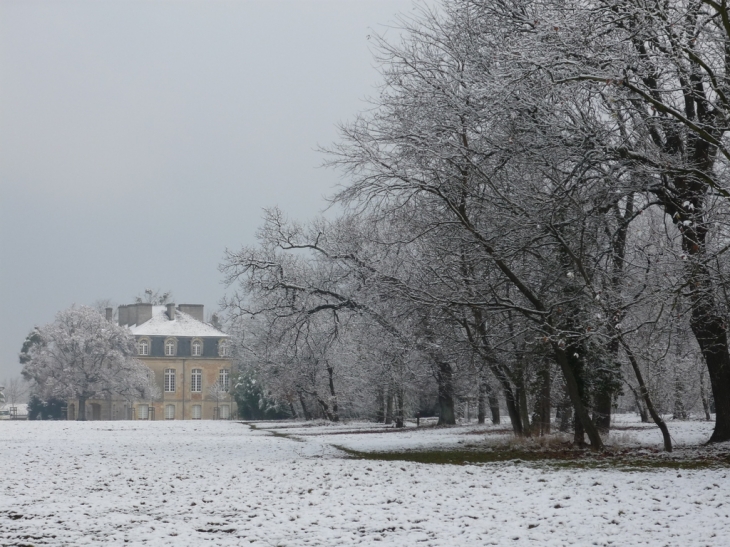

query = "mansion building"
[67,303,236,421]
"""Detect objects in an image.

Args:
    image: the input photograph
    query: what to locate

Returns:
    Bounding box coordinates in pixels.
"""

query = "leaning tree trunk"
[622,341,672,452]
[628,385,650,423]
[436,361,456,425]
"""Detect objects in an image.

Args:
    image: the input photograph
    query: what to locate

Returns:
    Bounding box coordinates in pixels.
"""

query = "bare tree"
[2,376,28,408]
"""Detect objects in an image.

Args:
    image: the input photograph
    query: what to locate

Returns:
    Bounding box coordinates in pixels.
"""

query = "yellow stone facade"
[135,355,235,420]
[67,303,236,420]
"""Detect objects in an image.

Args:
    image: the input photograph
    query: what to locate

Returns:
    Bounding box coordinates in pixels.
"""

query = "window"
[191,339,203,357]
[137,404,148,420]
[164,338,176,356]
[191,369,202,392]
[219,369,230,392]
[164,369,176,392]
[218,340,230,357]
[165,404,175,420]
[219,405,230,419]
[192,405,202,420]
[138,338,149,356]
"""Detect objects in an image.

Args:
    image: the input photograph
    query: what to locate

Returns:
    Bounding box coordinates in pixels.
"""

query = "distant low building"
[67,303,236,421]
[0,403,28,420]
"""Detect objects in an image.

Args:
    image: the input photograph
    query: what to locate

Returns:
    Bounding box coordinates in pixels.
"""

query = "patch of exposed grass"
[334,445,730,470]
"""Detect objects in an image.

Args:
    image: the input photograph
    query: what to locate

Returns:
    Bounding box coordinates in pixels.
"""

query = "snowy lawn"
[1,419,728,546]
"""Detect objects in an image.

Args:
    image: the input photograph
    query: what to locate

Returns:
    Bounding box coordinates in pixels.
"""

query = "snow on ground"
[609,413,718,447]
[1,419,728,546]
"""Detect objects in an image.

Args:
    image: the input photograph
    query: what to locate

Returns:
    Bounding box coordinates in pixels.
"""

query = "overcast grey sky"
[0,0,412,379]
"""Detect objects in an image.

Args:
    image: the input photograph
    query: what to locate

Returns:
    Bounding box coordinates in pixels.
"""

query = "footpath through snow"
[0,419,728,546]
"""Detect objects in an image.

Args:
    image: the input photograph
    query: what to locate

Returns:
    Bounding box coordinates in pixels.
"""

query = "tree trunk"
[573,412,585,447]
[326,365,339,422]
[395,388,404,428]
[77,396,87,421]
[623,341,672,452]
[597,196,634,435]
[298,392,312,421]
[593,389,612,435]
[313,393,334,422]
[689,306,730,442]
[488,388,500,425]
[477,381,487,424]
[385,388,393,425]
[559,402,572,433]
[470,308,522,434]
[552,343,604,450]
[700,370,712,421]
[515,362,532,437]
[537,362,551,435]
[517,385,531,438]
[375,388,384,423]
[436,361,456,425]
[673,376,687,420]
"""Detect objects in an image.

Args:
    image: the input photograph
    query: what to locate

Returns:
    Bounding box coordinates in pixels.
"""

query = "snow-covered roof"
[128,306,228,338]
[0,403,28,414]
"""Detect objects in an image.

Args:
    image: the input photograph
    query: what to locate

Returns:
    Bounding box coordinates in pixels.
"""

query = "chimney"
[128,304,138,326]
[105,307,113,322]
[167,303,176,321]
[136,303,153,325]
[118,305,128,326]
[177,304,204,322]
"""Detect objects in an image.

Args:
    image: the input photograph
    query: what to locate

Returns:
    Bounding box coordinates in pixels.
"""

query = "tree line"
[222,0,730,450]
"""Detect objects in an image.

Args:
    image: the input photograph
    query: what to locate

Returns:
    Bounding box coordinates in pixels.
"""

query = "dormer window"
[164,338,177,356]
[137,338,150,356]
[191,339,203,357]
[218,339,230,357]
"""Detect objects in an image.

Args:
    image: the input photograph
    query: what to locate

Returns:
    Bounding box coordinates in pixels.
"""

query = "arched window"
[164,369,176,392]
[191,339,203,357]
[191,369,202,392]
[164,338,177,356]
[165,404,175,420]
[218,339,230,357]
[137,338,150,356]
[219,368,230,392]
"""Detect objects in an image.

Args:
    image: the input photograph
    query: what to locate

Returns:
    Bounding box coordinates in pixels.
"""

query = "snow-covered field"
[1,419,728,546]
